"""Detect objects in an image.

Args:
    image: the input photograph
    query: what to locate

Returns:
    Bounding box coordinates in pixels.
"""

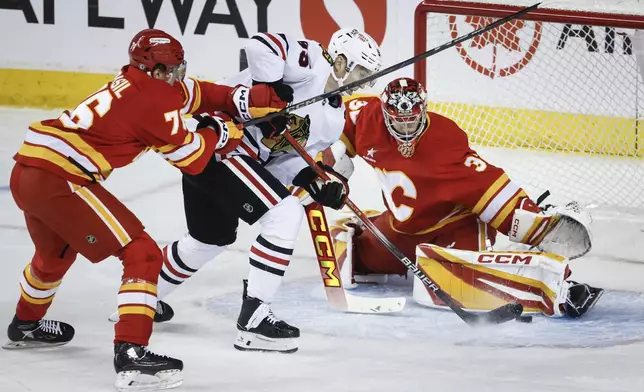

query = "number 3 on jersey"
[465,155,487,172]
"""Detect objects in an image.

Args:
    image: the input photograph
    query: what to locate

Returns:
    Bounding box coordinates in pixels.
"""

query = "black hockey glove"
[252,80,293,139]
[292,162,349,210]
[256,114,289,139]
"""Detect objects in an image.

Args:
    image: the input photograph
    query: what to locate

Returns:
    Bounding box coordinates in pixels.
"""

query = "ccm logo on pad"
[477,254,532,265]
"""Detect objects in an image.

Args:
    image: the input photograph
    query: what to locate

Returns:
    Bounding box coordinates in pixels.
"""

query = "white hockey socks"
[158,234,226,299]
[247,196,303,303]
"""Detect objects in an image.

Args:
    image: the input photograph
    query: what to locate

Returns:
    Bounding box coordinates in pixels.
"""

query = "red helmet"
[381,78,428,149]
[128,29,186,83]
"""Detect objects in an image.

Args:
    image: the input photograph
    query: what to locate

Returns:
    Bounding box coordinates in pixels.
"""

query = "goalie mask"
[381,78,428,158]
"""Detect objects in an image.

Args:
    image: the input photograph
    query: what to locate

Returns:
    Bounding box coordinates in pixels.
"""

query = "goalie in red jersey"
[325,77,602,319]
[3,28,288,390]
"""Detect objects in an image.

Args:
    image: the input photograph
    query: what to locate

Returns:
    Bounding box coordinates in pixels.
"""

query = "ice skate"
[3,315,75,349]
[114,342,183,391]
[564,281,604,318]
[234,280,299,353]
[109,301,174,323]
[153,301,174,323]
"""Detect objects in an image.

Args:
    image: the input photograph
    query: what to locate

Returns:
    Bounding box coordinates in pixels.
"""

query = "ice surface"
[1,108,644,392]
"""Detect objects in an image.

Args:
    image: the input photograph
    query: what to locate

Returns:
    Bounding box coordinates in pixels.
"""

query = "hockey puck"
[515,315,533,323]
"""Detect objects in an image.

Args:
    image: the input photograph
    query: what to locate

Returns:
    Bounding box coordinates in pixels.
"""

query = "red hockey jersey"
[341,96,539,237]
[14,66,238,185]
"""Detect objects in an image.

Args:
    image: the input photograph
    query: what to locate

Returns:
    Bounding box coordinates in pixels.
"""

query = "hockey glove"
[253,79,294,102]
[195,113,243,155]
[231,83,291,121]
[292,162,349,210]
[257,114,289,139]
[251,81,292,139]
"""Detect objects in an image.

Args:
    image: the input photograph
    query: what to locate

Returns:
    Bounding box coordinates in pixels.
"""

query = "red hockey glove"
[231,83,290,121]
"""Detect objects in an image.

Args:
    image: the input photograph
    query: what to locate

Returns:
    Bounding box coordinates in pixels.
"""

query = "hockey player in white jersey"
[112,29,382,353]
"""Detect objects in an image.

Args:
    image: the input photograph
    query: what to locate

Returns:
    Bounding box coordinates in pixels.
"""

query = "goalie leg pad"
[413,244,572,316]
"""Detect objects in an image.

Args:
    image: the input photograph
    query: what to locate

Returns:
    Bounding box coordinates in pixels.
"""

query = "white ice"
[1,108,644,392]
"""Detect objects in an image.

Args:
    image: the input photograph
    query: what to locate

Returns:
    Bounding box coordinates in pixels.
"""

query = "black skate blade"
[115,369,183,392]
[2,339,70,350]
[460,303,524,326]
[234,344,298,354]
[584,288,605,316]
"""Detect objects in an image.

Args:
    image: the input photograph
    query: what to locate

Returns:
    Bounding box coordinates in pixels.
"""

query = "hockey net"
[414,0,644,210]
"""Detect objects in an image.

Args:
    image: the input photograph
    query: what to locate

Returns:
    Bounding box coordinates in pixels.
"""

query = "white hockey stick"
[305,203,406,313]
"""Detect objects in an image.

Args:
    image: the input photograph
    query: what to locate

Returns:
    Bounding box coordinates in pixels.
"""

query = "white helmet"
[327,28,382,88]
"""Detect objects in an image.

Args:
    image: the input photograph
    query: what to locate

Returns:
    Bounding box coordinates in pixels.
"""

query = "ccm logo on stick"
[477,254,532,265]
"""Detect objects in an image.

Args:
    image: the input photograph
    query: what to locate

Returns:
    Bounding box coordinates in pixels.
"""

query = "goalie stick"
[243,2,541,128]
[305,202,406,314]
[284,133,523,325]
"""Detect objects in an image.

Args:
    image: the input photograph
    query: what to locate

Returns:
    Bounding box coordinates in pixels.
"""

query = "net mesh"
[418,1,644,208]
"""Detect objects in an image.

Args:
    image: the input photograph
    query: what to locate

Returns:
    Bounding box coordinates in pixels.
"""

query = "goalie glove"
[540,201,593,259]
[509,201,592,259]
[292,162,349,210]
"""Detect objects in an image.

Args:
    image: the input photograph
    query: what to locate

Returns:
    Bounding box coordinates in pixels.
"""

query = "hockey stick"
[244,2,541,128]
[305,202,406,313]
[284,133,523,325]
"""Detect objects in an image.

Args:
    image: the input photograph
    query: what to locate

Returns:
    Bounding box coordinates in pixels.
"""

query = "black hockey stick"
[244,2,541,128]
[283,132,523,325]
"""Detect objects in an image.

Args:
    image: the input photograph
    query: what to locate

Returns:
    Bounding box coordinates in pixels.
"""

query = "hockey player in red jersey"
[3,28,288,390]
[330,77,601,318]
[115,29,382,353]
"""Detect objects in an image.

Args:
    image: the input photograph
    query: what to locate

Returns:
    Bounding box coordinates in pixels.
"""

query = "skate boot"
[564,281,604,318]
[114,342,183,391]
[109,301,174,323]
[153,301,174,323]
[3,315,75,349]
[234,280,299,353]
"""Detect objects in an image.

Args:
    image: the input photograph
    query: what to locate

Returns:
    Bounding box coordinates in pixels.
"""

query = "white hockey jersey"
[190,32,345,185]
